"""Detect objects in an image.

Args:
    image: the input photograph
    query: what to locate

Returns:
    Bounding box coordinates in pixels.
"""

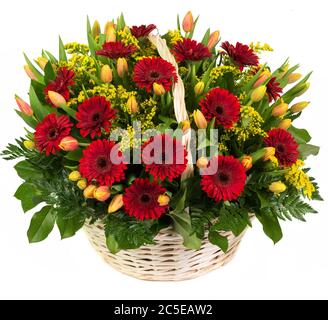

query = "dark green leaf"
[15,110,38,128]
[15,160,43,181]
[44,61,56,82]
[27,206,56,243]
[23,53,45,84]
[208,231,228,253]
[298,144,320,159]
[288,126,311,144]
[56,213,85,239]
[106,234,120,254]
[59,36,67,61]
[14,182,43,213]
[64,148,83,161]
[256,210,283,244]
[29,85,54,121]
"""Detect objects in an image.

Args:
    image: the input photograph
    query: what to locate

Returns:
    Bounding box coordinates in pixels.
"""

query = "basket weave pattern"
[84,221,247,281]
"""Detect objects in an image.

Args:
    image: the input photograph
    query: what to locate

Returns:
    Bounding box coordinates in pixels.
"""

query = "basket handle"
[148,35,194,181]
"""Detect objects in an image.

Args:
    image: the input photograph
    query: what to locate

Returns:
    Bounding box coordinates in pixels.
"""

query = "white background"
[0,0,327,300]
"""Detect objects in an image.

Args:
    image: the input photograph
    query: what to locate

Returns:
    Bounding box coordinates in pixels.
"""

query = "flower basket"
[84,221,248,281]
[2,11,322,282]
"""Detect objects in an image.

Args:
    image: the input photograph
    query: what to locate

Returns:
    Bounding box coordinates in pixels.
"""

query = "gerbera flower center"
[216,105,224,115]
[150,71,160,79]
[140,193,151,204]
[47,127,58,139]
[92,113,101,122]
[96,156,108,169]
[276,144,285,153]
[217,172,230,185]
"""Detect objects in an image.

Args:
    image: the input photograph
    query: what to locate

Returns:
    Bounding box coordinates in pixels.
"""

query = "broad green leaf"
[23,53,45,84]
[56,214,85,239]
[288,126,311,144]
[256,211,283,244]
[59,36,67,62]
[201,28,211,46]
[106,234,120,254]
[44,50,58,64]
[256,190,271,209]
[15,110,38,128]
[64,148,83,161]
[59,104,77,119]
[27,206,56,243]
[14,182,43,213]
[208,231,228,253]
[298,144,320,159]
[87,17,96,57]
[29,85,53,121]
[15,160,43,181]
[44,61,56,82]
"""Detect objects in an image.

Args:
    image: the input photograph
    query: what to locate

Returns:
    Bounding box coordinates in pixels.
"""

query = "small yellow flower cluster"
[218,142,228,153]
[178,67,189,77]
[229,106,267,142]
[167,30,183,45]
[285,160,315,199]
[117,29,140,48]
[268,155,279,167]
[137,98,157,131]
[64,42,90,55]
[250,42,273,52]
[210,66,239,82]
[120,124,141,151]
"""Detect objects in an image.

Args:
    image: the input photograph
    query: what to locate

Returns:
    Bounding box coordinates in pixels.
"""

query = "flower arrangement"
[2,12,322,257]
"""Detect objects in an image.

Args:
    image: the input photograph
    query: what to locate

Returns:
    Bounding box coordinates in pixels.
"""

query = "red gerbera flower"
[201,155,246,202]
[76,96,116,139]
[221,41,259,71]
[172,38,212,62]
[35,113,73,156]
[133,57,177,92]
[123,178,168,220]
[266,77,283,102]
[264,128,299,167]
[44,67,75,107]
[131,24,156,38]
[199,87,240,129]
[79,139,127,186]
[96,41,138,59]
[142,134,188,182]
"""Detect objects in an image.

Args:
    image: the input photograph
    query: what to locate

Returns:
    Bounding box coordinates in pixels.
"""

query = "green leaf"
[201,28,211,46]
[14,182,43,213]
[44,50,58,64]
[27,206,56,243]
[256,190,271,209]
[29,85,54,121]
[64,148,83,161]
[44,61,56,82]
[256,210,283,244]
[288,126,311,144]
[59,104,77,119]
[208,231,228,253]
[15,160,43,181]
[170,210,202,250]
[176,14,181,32]
[23,53,45,84]
[106,234,120,254]
[56,214,85,239]
[15,110,38,128]
[59,36,67,62]
[298,144,320,160]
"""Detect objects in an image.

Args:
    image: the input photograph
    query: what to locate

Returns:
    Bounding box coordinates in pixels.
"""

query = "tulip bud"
[127,96,138,114]
[207,31,220,51]
[287,73,302,84]
[241,155,253,171]
[24,65,37,80]
[272,102,288,117]
[153,82,165,95]
[193,110,207,129]
[48,91,66,107]
[36,57,48,70]
[182,11,194,33]
[92,20,101,38]
[181,120,191,133]
[290,101,310,113]
[278,119,292,130]
[294,83,310,97]
[253,70,271,88]
[94,186,111,202]
[194,81,205,96]
[59,136,79,151]
[117,58,128,78]
[69,171,81,182]
[269,181,287,194]
[83,185,97,199]
[105,25,116,43]
[263,147,276,161]
[108,194,124,214]
[251,85,267,102]
[100,65,113,83]
[157,194,170,206]
[15,95,33,116]
[104,21,115,34]
[23,140,35,150]
[196,157,209,169]
[77,179,87,190]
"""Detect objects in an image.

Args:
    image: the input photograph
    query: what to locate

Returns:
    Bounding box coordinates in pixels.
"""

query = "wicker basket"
[84,221,248,281]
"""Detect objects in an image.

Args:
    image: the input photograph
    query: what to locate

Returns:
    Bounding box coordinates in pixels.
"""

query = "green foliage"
[104,212,162,252]
[256,210,283,244]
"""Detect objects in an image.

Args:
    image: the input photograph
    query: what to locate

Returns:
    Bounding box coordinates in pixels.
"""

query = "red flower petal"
[131,24,156,38]
[172,38,212,62]
[96,41,137,59]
